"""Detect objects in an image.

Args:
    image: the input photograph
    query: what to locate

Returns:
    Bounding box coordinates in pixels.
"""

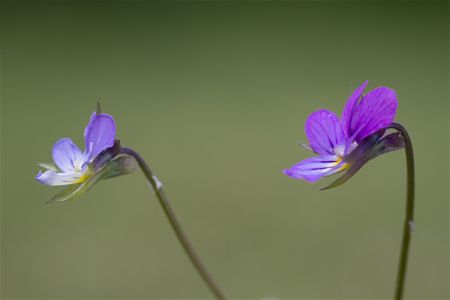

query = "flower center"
[333,145,346,157]
[75,167,94,183]
[72,156,88,172]
[332,145,351,172]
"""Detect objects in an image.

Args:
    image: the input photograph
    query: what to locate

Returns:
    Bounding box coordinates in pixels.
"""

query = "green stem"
[121,147,226,300]
[388,123,415,300]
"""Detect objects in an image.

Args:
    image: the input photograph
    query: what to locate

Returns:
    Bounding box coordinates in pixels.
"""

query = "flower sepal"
[321,128,405,190]
[89,139,122,171]
[47,153,138,203]
[37,162,59,172]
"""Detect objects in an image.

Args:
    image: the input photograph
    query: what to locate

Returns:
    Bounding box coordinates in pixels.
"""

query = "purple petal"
[35,170,84,186]
[342,82,398,143]
[342,80,368,138]
[283,154,345,182]
[52,138,83,172]
[84,112,116,162]
[305,110,346,155]
[352,87,398,142]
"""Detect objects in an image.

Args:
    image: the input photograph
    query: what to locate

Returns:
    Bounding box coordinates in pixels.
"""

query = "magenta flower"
[36,106,137,202]
[284,81,404,189]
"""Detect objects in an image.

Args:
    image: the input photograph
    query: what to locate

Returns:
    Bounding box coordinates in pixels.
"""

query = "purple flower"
[284,81,404,189]
[36,107,137,202]
[36,112,116,185]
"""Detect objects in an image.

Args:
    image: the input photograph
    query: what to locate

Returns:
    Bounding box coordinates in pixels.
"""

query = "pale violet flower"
[36,107,137,202]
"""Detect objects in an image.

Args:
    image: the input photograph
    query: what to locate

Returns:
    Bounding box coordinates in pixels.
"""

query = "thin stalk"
[388,123,415,300]
[121,147,226,300]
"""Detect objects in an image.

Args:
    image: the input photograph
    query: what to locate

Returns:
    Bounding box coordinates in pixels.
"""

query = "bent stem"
[120,147,226,300]
[388,123,415,300]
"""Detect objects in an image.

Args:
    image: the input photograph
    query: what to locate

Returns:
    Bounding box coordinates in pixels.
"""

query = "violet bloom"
[284,81,404,189]
[36,106,137,202]
[35,105,227,299]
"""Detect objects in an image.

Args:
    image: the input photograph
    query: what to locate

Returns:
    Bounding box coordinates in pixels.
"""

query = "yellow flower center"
[74,168,93,183]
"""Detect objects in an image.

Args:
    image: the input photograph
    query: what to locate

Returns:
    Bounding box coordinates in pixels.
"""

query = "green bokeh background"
[1,1,448,299]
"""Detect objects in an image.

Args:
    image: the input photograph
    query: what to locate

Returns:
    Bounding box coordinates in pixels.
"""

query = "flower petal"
[84,112,116,162]
[341,80,368,138]
[353,87,398,142]
[35,170,84,186]
[283,154,345,182]
[342,82,398,142]
[305,110,346,155]
[52,138,83,172]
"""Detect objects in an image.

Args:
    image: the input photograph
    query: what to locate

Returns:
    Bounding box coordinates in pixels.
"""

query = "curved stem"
[388,123,415,300]
[120,147,226,300]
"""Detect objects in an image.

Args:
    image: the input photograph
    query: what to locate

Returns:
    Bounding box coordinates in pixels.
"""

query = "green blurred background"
[1,1,448,299]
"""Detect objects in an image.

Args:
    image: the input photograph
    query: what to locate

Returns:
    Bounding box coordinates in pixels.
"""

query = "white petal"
[52,138,84,172]
[35,170,85,186]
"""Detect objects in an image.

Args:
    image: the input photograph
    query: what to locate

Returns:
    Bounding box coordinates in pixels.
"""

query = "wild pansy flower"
[284,82,416,299]
[36,104,226,299]
[36,105,137,202]
[284,80,405,189]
